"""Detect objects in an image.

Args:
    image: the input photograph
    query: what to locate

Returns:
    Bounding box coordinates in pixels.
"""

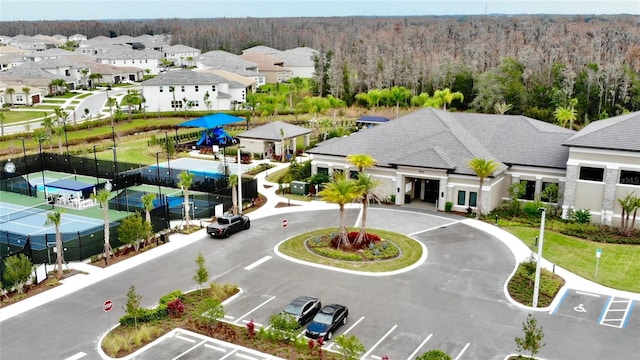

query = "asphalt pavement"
[1,157,639,359]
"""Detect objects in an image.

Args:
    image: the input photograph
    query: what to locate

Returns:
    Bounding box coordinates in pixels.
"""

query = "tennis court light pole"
[237,145,244,213]
[164,131,172,181]
[111,127,118,178]
[155,151,162,197]
[37,138,47,201]
[19,137,31,196]
[93,144,100,186]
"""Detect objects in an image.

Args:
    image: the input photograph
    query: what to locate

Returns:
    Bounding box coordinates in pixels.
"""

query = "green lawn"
[0,111,52,124]
[505,226,640,292]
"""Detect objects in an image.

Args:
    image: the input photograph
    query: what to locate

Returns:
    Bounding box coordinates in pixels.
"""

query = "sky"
[0,0,638,21]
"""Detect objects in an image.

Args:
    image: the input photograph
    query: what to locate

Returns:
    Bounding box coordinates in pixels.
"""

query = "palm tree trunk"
[476,179,484,219]
[184,189,191,227]
[55,224,63,279]
[356,197,369,245]
[338,205,349,248]
[631,208,638,231]
[103,204,112,264]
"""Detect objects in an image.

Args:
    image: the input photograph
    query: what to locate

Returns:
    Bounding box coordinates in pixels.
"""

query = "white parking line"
[326,316,365,351]
[361,324,397,359]
[406,334,433,360]
[576,290,601,297]
[204,343,227,352]
[219,348,238,360]
[64,352,87,360]
[409,221,461,236]
[237,353,259,360]
[454,342,470,360]
[171,339,206,360]
[233,295,276,324]
[244,256,272,270]
[600,297,633,328]
[175,333,197,343]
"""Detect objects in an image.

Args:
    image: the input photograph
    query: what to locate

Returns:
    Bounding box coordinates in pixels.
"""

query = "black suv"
[206,214,250,238]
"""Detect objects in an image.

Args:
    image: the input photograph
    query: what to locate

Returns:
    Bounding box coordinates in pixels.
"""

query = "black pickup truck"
[206,214,251,238]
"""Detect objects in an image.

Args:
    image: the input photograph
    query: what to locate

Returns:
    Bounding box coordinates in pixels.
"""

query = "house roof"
[563,111,640,152]
[141,69,228,86]
[308,108,574,175]
[98,48,163,60]
[238,121,312,141]
[196,69,255,88]
[164,44,201,53]
[242,46,282,56]
[239,53,285,71]
[198,50,259,71]
[280,47,319,67]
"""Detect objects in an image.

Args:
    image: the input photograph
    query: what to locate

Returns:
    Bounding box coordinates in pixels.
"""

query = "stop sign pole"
[103,299,113,332]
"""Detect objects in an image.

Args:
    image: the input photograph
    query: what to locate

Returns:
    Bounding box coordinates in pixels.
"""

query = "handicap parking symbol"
[573,304,586,313]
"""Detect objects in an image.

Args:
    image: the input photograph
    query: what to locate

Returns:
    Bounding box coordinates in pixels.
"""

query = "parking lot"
[132,288,474,360]
[551,288,638,330]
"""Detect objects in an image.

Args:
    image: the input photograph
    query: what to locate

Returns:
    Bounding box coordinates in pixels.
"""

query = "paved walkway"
[1,155,638,323]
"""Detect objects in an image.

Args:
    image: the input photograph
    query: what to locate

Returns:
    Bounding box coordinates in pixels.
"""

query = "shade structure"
[178,113,244,129]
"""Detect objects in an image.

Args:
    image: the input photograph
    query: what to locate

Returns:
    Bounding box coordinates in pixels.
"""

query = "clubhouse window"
[620,170,640,186]
[457,191,466,206]
[520,180,536,200]
[469,192,477,207]
[159,86,163,92]
[317,167,329,177]
[579,167,604,182]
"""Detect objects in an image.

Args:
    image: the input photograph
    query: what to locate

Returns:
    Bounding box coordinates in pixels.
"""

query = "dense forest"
[2,15,640,124]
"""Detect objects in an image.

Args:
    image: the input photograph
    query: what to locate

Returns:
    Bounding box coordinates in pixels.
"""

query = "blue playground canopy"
[178,113,244,129]
[179,113,243,147]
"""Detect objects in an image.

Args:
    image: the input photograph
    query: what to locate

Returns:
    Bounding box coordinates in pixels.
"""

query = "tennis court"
[0,201,104,250]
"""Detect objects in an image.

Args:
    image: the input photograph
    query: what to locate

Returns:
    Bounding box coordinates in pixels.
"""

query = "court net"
[0,203,54,223]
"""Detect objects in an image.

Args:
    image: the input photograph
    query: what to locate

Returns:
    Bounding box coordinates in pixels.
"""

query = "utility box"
[290,181,309,195]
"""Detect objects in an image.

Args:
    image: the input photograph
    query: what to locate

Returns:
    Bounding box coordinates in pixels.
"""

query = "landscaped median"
[276,227,425,273]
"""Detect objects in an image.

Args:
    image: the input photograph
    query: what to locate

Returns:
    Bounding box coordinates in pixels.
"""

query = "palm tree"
[0,112,5,136]
[177,171,195,228]
[355,89,383,115]
[89,73,103,88]
[91,189,114,264]
[618,193,640,236]
[106,97,117,126]
[22,87,31,106]
[318,172,360,249]
[141,193,156,246]
[6,88,15,107]
[467,158,500,218]
[45,209,64,279]
[80,68,89,89]
[347,154,379,244]
[227,174,238,215]
[433,88,464,111]
[387,86,412,118]
[494,101,513,115]
[121,90,142,122]
[554,105,578,129]
[326,95,346,121]
[41,115,55,151]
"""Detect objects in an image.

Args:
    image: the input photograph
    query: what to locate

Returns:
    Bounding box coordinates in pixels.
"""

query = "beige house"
[307,108,640,229]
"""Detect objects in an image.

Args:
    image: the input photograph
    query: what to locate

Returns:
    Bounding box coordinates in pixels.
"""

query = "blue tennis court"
[0,202,104,250]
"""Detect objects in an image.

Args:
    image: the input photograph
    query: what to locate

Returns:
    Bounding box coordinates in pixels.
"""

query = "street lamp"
[237,145,244,213]
[38,138,47,200]
[18,137,31,196]
[532,207,546,308]
[93,144,100,186]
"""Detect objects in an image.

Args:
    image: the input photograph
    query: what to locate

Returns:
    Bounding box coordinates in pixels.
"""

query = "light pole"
[164,131,172,180]
[62,120,69,155]
[19,137,31,196]
[111,126,118,178]
[237,145,244,213]
[38,138,47,200]
[155,151,162,197]
[93,144,100,186]
[532,207,546,308]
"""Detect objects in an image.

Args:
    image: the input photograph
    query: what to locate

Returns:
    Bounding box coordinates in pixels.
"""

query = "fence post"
[77,231,82,261]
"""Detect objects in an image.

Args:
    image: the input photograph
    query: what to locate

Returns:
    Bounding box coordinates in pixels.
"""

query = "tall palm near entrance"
[318,172,360,249]
[6,88,15,107]
[227,174,239,215]
[22,87,31,106]
[347,154,379,244]
[467,158,500,218]
[91,189,114,264]
[554,99,578,129]
[178,171,194,228]
[45,209,64,279]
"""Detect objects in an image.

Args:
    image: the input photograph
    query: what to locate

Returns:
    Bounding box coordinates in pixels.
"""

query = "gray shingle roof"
[563,111,640,152]
[238,121,312,141]
[308,108,574,175]
[98,48,163,60]
[141,69,229,86]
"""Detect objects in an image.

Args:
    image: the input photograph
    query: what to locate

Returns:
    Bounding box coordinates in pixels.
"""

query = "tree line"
[1,15,639,122]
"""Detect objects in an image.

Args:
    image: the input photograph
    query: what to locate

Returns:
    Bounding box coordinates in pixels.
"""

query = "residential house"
[197,50,265,87]
[96,48,163,75]
[239,52,291,84]
[0,45,31,70]
[69,34,88,42]
[140,69,246,112]
[242,46,318,79]
[164,44,201,67]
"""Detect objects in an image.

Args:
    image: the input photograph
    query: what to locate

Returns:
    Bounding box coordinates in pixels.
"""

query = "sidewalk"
[1,157,638,323]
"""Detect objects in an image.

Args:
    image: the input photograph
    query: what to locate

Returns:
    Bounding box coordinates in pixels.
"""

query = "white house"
[164,44,202,67]
[96,48,163,75]
[140,69,247,112]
